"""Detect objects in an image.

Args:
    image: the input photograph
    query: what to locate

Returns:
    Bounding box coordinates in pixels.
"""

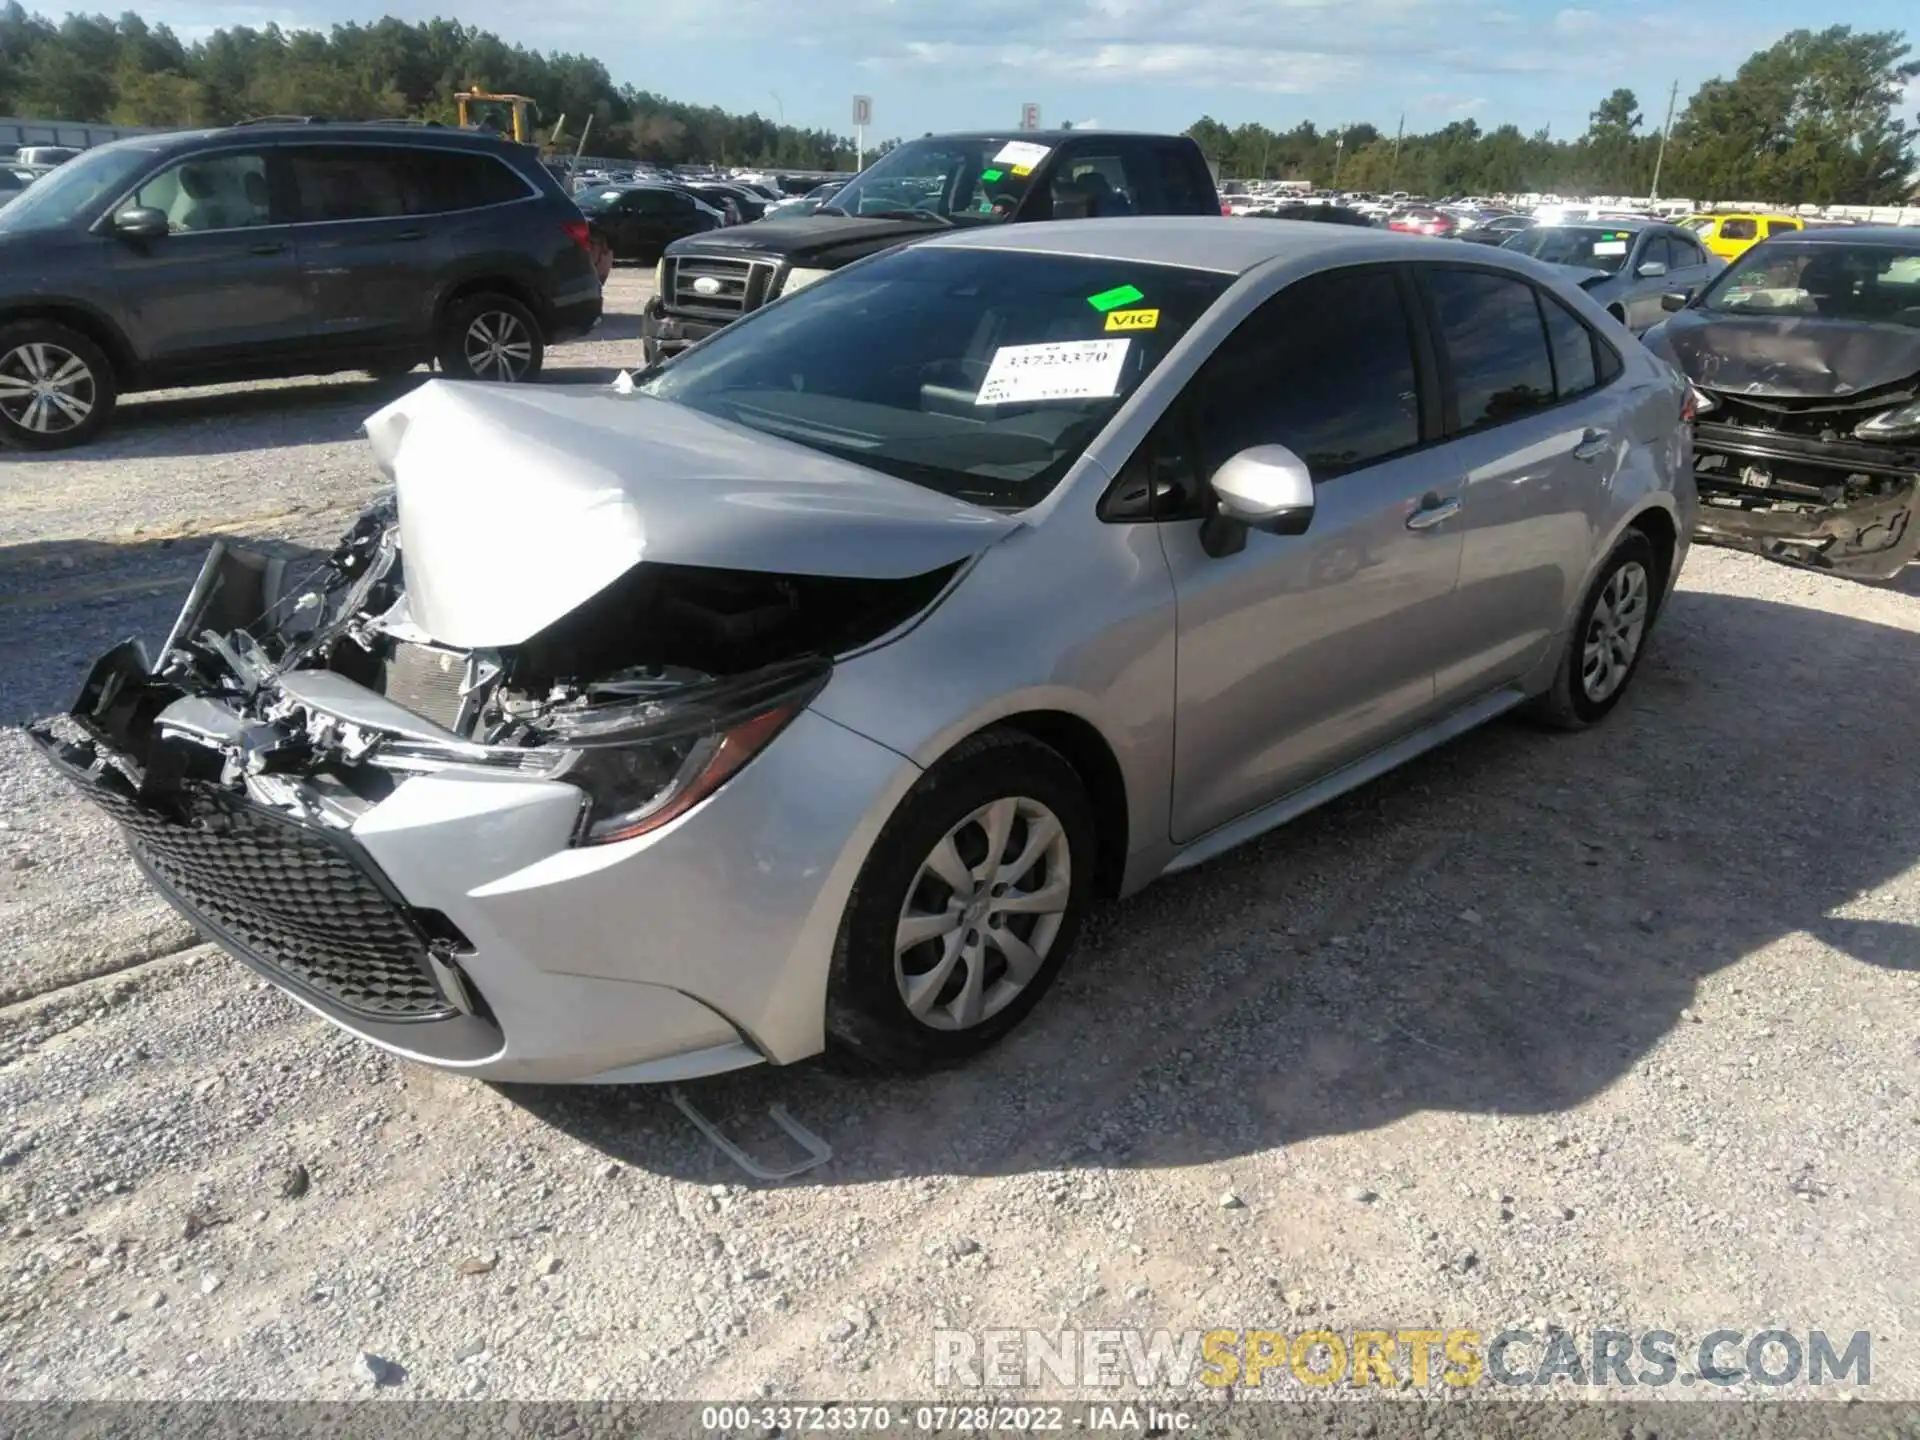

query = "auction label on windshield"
[976,339,1131,405]
[993,140,1052,170]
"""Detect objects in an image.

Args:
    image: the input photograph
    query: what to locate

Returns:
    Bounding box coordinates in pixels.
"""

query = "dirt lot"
[1,270,1916,1403]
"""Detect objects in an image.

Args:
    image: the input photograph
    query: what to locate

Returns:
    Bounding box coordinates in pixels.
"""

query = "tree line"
[0,8,1914,203]
[1191,29,1917,204]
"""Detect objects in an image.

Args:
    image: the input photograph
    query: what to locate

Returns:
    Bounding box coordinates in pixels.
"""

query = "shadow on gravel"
[0,353,623,462]
[509,586,1920,1185]
[0,533,327,724]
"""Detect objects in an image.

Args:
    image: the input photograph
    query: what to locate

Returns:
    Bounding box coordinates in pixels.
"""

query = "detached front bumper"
[32,692,917,1085]
[1691,420,1920,581]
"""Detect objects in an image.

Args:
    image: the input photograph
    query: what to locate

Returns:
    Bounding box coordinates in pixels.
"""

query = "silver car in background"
[1501,217,1722,332]
[33,219,1695,1082]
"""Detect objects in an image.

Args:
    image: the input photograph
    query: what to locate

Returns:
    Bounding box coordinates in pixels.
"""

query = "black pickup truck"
[640,130,1224,363]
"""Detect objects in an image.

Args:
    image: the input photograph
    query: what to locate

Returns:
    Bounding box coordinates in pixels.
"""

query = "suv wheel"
[0,320,117,450]
[826,730,1095,1071]
[437,294,544,382]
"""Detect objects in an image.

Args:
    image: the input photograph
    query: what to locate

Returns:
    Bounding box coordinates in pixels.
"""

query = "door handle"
[1405,496,1461,531]
[248,240,285,255]
[1572,428,1609,462]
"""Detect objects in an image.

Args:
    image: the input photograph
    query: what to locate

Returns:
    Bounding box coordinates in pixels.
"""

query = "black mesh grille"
[37,735,455,1021]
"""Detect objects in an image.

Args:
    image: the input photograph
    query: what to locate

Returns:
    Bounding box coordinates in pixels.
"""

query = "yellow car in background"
[1684,212,1804,261]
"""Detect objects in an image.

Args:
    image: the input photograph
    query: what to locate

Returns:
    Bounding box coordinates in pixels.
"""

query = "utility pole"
[1386,113,1404,192]
[1650,78,1679,202]
[1331,127,1345,189]
[1260,131,1271,181]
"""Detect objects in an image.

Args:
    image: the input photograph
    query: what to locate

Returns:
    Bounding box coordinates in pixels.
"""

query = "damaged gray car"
[30,220,1691,1083]
[1642,227,1920,579]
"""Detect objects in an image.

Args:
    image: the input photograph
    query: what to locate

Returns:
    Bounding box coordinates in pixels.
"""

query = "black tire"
[435,292,544,382]
[1526,529,1660,730]
[0,319,117,451]
[825,729,1097,1072]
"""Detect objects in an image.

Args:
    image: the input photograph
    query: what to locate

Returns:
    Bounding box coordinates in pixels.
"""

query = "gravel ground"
[1,271,1916,1404]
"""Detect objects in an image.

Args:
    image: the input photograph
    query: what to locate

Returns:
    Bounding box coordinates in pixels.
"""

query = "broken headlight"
[1855,400,1920,443]
[545,656,831,845]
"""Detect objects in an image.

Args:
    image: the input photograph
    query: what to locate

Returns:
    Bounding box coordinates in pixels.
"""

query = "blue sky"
[146,0,1920,142]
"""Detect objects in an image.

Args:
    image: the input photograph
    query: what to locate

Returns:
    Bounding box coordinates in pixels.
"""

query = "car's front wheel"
[436,293,544,383]
[1527,528,1660,729]
[0,320,117,451]
[826,730,1096,1071]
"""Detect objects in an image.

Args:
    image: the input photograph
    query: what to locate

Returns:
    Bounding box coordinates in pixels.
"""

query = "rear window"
[638,247,1232,509]
[1719,218,1757,240]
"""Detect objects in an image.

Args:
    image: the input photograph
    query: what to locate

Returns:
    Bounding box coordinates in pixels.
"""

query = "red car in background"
[1387,206,1459,238]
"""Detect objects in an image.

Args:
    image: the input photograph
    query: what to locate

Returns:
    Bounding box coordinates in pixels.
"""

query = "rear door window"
[1047,145,1148,219]
[1149,144,1216,215]
[1719,218,1757,241]
[286,146,417,221]
[1420,268,1557,433]
[1538,292,1604,398]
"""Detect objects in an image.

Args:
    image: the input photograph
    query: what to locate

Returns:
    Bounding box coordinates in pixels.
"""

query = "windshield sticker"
[993,140,1052,169]
[1104,308,1159,332]
[976,339,1132,406]
[1011,164,1033,177]
[1086,283,1146,312]
[1592,240,1629,256]
[980,167,1005,182]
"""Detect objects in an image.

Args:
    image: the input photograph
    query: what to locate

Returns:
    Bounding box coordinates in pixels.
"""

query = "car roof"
[1533,216,1660,232]
[913,130,1188,144]
[78,122,539,157]
[1763,225,1919,247]
[916,216,1480,275]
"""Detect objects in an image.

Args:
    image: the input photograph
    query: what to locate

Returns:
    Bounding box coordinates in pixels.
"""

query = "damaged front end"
[29,502,954,1032]
[1688,383,1920,581]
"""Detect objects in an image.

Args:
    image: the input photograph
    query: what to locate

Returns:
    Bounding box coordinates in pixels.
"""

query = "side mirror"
[1211,444,1316,536]
[1660,290,1691,312]
[1636,260,1668,279]
[111,206,169,240]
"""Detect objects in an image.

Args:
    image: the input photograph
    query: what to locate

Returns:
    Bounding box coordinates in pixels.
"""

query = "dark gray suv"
[0,121,603,450]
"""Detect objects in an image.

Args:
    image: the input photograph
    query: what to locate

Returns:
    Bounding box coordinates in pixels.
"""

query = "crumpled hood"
[1646,309,1920,399]
[363,380,1015,649]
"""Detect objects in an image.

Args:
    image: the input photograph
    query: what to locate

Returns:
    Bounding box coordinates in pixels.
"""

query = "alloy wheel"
[1581,559,1649,703]
[462,311,534,381]
[894,796,1072,1031]
[0,341,96,436]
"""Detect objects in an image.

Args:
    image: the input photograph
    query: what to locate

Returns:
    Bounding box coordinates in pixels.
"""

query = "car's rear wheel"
[0,320,116,451]
[826,730,1095,1071]
[436,293,544,382]
[1527,529,1659,729]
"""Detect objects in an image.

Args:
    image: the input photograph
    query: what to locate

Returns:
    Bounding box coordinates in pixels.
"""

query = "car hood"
[665,212,952,268]
[362,380,1015,649]
[1646,309,1920,399]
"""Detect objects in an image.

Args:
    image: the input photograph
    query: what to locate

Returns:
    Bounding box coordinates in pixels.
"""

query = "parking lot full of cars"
[1,118,1919,1403]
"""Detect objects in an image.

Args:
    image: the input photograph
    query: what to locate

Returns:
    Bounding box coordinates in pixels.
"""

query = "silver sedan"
[1500,218,1723,332]
[36,219,1696,1081]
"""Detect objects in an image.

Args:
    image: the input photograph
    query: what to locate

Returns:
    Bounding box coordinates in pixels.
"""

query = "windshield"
[575,189,631,214]
[824,136,1058,224]
[637,247,1232,509]
[1700,240,1920,327]
[1501,225,1638,274]
[0,143,159,234]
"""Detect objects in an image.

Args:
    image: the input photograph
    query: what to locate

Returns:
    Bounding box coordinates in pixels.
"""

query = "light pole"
[1331,128,1346,190]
